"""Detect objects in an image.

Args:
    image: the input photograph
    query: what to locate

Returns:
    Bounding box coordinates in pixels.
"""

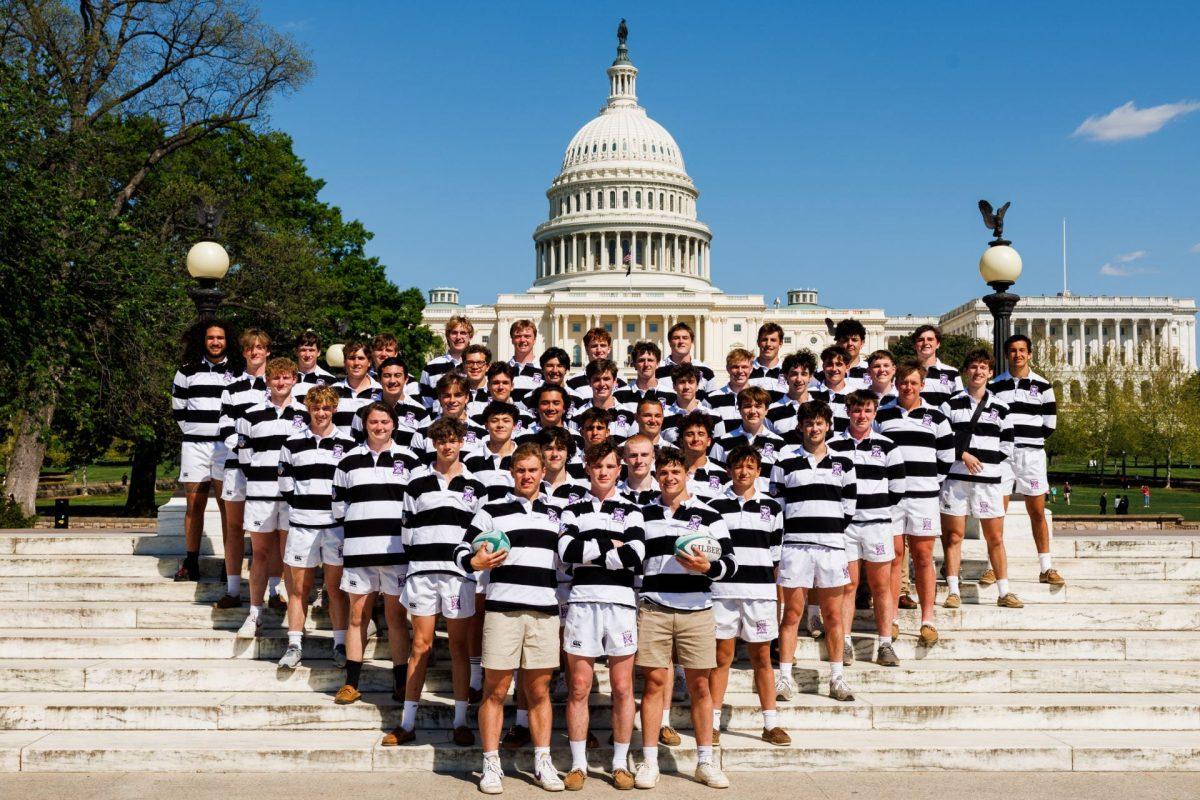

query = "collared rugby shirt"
[558,492,646,608]
[940,390,1013,484]
[171,358,233,442]
[457,493,563,614]
[874,402,954,499]
[569,401,638,445]
[707,488,783,600]
[640,495,735,610]
[418,352,462,409]
[234,399,309,502]
[709,427,786,493]
[402,464,485,579]
[765,385,832,437]
[705,385,743,438]
[331,377,383,438]
[990,370,1057,449]
[332,443,420,569]
[660,399,714,445]
[219,372,267,470]
[618,478,660,507]
[292,366,336,401]
[614,382,677,409]
[513,420,582,452]
[846,362,873,391]
[770,447,857,549]
[686,461,729,503]
[546,474,590,508]
[748,358,788,402]
[656,356,718,396]
[464,443,515,501]
[507,359,545,407]
[816,382,850,434]
[829,430,906,526]
[567,370,628,405]
[921,360,962,409]
[278,427,357,528]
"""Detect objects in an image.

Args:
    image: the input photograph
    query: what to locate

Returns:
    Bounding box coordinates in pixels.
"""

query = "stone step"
[12,728,1200,772]
[963,557,1200,580]
[0,578,229,603]
[939,578,1200,603]
[2,627,1199,661]
[0,532,240,557]
[0,555,225,579]
[1,658,1197,695]
[3,690,1199,733]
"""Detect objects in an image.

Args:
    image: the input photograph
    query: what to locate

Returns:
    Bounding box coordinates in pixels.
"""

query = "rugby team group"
[169,315,1060,793]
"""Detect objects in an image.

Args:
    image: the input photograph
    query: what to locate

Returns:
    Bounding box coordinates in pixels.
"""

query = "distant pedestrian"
[1141,485,1150,508]
[1116,495,1129,516]
[121,473,128,488]
[1099,492,1107,515]
[1049,486,1058,504]
[1063,482,1072,506]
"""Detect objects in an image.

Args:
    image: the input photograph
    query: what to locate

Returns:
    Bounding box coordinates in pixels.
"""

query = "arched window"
[647,193,654,210]
[622,191,629,208]
[598,192,605,210]
[651,144,656,153]
[586,193,592,211]
[609,190,616,208]
[669,195,675,212]
[574,193,580,212]
[635,191,642,208]
[1069,381,1083,403]
[659,192,664,208]
[602,142,607,152]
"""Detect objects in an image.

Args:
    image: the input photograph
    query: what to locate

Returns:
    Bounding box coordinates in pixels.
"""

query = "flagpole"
[1062,217,1069,295]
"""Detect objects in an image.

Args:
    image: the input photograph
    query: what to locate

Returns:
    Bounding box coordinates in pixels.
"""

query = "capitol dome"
[531,33,712,293]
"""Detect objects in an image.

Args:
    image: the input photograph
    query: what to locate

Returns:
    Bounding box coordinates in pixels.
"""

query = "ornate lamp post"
[185,203,230,319]
[978,200,1022,361]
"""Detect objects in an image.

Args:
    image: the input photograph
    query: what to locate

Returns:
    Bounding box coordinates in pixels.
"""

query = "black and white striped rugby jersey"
[219,372,267,470]
[829,430,906,526]
[332,443,420,569]
[278,428,357,528]
[234,399,309,502]
[709,427,786,494]
[292,366,336,401]
[660,399,714,444]
[707,488,783,600]
[171,358,233,442]
[613,382,677,410]
[940,391,1014,484]
[557,492,646,608]
[874,402,954,499]
[770,447,857,549]
[402,464,485,578]
[705,385,743,438]
[639,495,735,610]
[507,359,545,407]
[417,353,461,409]
[330,377,382,438]
[617,478,660,507]
[989,370,1057,449]
[457,493,563,614]
[920,360,962,409]
[686,461,729,504]
[748,358,787,402]
[463,444,515,501]
[846,362,873,391]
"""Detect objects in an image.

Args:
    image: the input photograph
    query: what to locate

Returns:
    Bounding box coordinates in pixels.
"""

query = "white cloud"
[1115,250,1147,262]
[1099,262,1156,277]
[1072,100,1200,142]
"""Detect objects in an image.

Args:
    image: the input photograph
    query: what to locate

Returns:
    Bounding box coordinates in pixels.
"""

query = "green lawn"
[41,463,175,485]
[36,490,174,514]
[1050,460,1200,481]
[1047,483,1200,520]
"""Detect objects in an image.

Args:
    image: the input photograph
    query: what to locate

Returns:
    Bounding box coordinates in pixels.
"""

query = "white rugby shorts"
[898,496,942,537]
[713,597,778,642]
[244,499,288,533]
[940,480,1005,520]
[179,441,223,483]
[845,522,896,564]
[340,564,405,596]
[220,466,247,502]
[402,573,476,619]
[778,544,850,589]
[284,525,343,568]
[1000,448,1049,498]
[563,601,638,658]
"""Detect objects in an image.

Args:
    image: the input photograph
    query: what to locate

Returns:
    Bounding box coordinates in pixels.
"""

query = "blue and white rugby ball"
[472,529,511,555]
[674,533,722,561]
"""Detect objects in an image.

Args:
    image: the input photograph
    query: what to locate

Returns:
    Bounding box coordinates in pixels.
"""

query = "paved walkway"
[2,771,1198,799]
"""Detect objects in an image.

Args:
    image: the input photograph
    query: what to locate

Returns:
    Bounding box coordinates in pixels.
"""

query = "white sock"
[287,631,302,648]
[947,575,960,595]
[454,699,468,728]
[268,576,281,596]
[226,575,241,596]
[401,700,418,730]
[333,629,346,647]
[612,741,630,772]
[879,636,892,646]
[642,746,659,768]
[247,605,261,621]
[830,661,844,680]
[697,745,714,765]
[763,709,778,730]
[778,662,792,681]
[534,745,551,771]
[997,578,1010,596]
[569,739,587,771]
[1039,553,1052,571]
[516,708,529,727]
[470,657,483,690]
[483,750,500,771]
[661,708,670,727]
[712,708,721,730]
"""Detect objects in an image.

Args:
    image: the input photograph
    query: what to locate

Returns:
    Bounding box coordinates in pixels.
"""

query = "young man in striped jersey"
[767,349,821,438]
[911,325,961,408]
[386,418,485,748]
[171,320,234,582]
[635,446,735,790]
[748,322,787,402]
[506,319,544,408]
[572,358,636,444]
[331,341,381,438]
[708,445,788,746]
[875,361,955,644]
[819,345,851,433]
[678,411,728,503]
[992,334,1064,586]
[538,347,572,395]
[461,343,493,406]
[331,402,419,706]
[292,330,334,400]
[940,349,1023,610]
[215,328,271,606]
[459,444,566,794]
[423,372,482,462]
[772,400,858,702]
[831,390,906,667]
[557,440,646,790]
[419,316,473,409]
[634,396,666,447]
[617,434,658,505]
[709,386,785,493]
[369,333,399,375]
[708,347,753,436]
[232,358,304,638]
[661,363,712,444]
[833,318,872,391]
[616,341,677,408]
[276,385,356,668]
[656,322,718,396]
[466,402,519,501]
[866,350,898,408]
[568,326,623,404]
[577,407,612,451]
[516,383,575,445]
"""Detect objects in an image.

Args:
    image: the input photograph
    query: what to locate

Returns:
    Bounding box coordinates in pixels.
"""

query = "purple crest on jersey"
[870,445,882,459]
[687,515,702,531]
[569,492,582,505]
[293,416,305,428]
[371,390,382,401]
[465,430,478,443]
[708,475,721,489]
[776,374,787,386]
[547,508,559,524]
[316,378,326,387]
[462,486,475,503]
[612,507,626,522]
[759,505,773,521]
[332,444,344,458]
[1030,384,1041,397]
[404,411,416,425]
[921,414,933,427]
[533,373,543,384]
[988,409,999,422]
[831,462,844,476]
[392,461,406,476]
[939,374,950,385]
[224,371,235,382]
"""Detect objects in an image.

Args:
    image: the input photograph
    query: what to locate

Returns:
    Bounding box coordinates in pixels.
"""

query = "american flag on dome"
[623,251,632,276]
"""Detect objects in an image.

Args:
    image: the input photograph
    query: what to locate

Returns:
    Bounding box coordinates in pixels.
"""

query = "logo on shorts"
[392,461,407,476]
[613,507,626,522]
[842,565,851,578]
[922,518,932,531]
[831,462,844,476]
[347,577,359,588]
[462,486,476,503]
[622,630,635,646]
[755,620,770,636]
[332,444,344,458]
[1030,479,1040,489]
[870,445,882,459]
[449,596,460,612]
[572,640,582,648]
[687,515,702,531]
[872,542,886,556]
[709,475,721,489]
[980,501,991,513]
[760,506,773,521]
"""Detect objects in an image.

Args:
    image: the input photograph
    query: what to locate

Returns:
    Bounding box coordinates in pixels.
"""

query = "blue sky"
[258,2,1200,316]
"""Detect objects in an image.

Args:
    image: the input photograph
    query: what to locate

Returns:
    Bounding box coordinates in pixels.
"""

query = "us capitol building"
[423,31,1197,378]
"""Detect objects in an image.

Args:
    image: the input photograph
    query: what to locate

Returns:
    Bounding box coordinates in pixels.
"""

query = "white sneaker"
[829,675,855,702]
[551,672,568,703]
[277,643,302,669]
[534,754,564,791]
[774,674,796,701]
[634,762,660,789]
[694,762,730,789]
[479,755,504,794]
[236,613,261,639]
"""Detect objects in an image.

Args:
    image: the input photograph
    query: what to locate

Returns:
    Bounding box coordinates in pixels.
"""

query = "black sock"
[345,660,363,689]
[184,551,199,570]
[393,664,408,694]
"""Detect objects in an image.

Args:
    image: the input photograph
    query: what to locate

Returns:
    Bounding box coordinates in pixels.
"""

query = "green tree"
[1135,348,1199,488]
[890,330,990,369]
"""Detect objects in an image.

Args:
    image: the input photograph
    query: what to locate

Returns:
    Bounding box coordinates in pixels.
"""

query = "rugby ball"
[472,529,510,555]
[674,533,722,561]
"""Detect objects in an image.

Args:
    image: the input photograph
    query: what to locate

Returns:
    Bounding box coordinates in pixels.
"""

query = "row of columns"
[553,188,692,219]
[535,231,710,280]
[551,312,709,366]
[1012,316,1193,369]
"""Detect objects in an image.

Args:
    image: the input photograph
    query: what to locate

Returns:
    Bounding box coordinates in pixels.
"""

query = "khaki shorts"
[482,610,560,671]
[634,601,716,670]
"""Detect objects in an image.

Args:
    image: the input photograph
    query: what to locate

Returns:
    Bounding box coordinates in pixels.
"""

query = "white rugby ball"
[674,533,722,561]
